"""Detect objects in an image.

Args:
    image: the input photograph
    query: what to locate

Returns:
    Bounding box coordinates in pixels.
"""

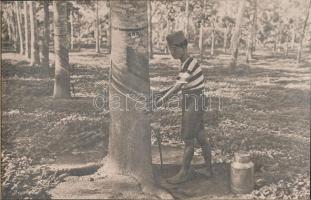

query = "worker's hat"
[166,31,187,46]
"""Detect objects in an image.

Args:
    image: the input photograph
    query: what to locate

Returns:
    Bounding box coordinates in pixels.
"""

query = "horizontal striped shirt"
[176,57,204,92]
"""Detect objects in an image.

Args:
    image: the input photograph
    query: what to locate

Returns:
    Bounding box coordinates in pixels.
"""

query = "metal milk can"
[230,152,254,194]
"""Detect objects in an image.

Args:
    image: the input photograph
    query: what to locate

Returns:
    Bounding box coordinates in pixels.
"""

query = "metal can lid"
[234,152,251,163]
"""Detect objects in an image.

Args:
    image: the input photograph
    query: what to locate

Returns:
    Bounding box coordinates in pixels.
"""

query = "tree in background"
[95,0,100,53]
[15,2,24,55]
[148,0,153,59]
[23,1,30,59]
[246,0,257,63]
[229,0,246,69]
[29,1,40,66]
[42,0,50,71]
[297,0,311,63]
[53,1,70,98]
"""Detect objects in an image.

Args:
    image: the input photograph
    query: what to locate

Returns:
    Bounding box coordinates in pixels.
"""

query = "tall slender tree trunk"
[224,27,228,53]
[15,2,24,55]
[29,1,40,66]
[24,1,30,59]
[211,20,215,56]
[185,0,190,38]
[148,0,153,59]
[70,9,74,51]
[229,0,246,68]
[42,0,50,70]
[77,12,81,51]
[285,34,289,56]
[246,0,257,63]
[199,0,206,62]
[95,1,100,53]
[277,24,283,52]
[291,27,296,49]
[297,0,311,63]
[9,3,18,51]
[53,1,70,98]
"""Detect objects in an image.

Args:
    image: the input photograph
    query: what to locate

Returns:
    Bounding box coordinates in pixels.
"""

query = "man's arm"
[156,82,184,106]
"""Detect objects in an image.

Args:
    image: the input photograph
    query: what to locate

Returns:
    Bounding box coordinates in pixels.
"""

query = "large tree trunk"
[246,0,257,63]
[148,0,153,59]
[297,0,311,63]
[23,1,30,59]
[42,0,50,70]
[95,1,100,53]
[229,0,246,68]
[103,2,170,197]
[29,1,40,66]
[15,2,24,55]
[53,1,70,98]
[185,0,190,38]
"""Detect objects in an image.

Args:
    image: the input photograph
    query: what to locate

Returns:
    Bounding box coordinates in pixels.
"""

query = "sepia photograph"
[1,0,310,199]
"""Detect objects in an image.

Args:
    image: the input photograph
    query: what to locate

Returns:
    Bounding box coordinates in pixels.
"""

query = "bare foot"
[195,167,213,178]
[166,170,192,184]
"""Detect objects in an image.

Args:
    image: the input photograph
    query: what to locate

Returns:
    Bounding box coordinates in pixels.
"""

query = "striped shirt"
[176,57,204,92]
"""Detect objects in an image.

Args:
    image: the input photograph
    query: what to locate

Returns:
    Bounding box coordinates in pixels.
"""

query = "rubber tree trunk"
[185,0,190,38]
[95,1,100,53]
[107,0,154,187]
[9,4,18,51]
[246,0,257,63]
[148,0,153,59]
[42,0,50,70]
[291,27,296,49]
[23,1,30,59]
[15,2,24,55]
[53,1,70,99]
[229,0,246,69]
[29,1,40,66]
[199,0,206,62]
[211,19,215,56]
[70,9,74,51]
[277,23,283,52]
[285,34,289,56]
[297,0,311,63]
[224,27,228,53]
[77,12,81,51]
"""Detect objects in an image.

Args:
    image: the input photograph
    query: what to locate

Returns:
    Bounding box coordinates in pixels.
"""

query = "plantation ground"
[1,49,310,199]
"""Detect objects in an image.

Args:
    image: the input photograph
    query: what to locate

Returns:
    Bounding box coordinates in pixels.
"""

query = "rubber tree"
[199,0,206,62]
[53,1,71,98]
[70,8,74,51]
[103,1,171,198]
[148,0,153,58]
[185,0,190,38]
[23,1,30,59]
[42,0,50,70]
[29,1,40,66]
[229,0,246,69]
[15,1,24,55]
[246,0,257,63]
[297,0,311,63]
[95,0,100,53]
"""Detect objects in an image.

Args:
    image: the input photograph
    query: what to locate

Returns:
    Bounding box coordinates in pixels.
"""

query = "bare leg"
[196,130,213,177]
[167,139,194,184]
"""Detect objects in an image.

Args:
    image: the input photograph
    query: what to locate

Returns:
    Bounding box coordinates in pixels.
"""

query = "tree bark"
[229,0,246,68]
[224,27,228,53]
[211,19,215,56]
[42,0,50,69]
[199,0,206,62]
[15,2,24,55]
[246,0,257,63]
[29,1,40,66]
[106,0,155,190]
[185,0,190,38]
[53,1,70,98]
[291,27,296,49]
[95,1,100,53]
[297,0,311,63]
[70,9,74,51]
[24,1,30,59]
[148,0,153,59]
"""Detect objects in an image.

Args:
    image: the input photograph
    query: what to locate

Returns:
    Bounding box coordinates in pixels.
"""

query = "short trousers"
[181,89,205,140]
